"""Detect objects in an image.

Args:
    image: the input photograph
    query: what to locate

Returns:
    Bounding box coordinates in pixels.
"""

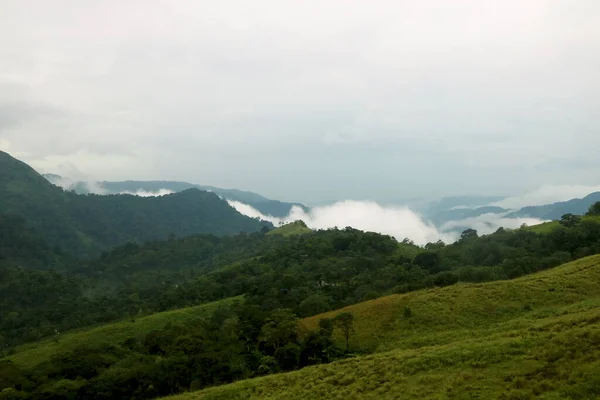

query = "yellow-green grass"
[301,255,600,353]
[167,255,600,399]
[5,296,242,370]
[267,221,312,237]
[525,215,600,234]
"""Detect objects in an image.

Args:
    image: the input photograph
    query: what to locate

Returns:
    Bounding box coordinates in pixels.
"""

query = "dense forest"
[4,151,600,399]
[43,175,309,218]
[2,200,600,399]
[0,151,270,257]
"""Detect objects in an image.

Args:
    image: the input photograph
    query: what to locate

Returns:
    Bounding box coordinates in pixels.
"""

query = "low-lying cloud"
[440,213,547,235]
[117,189,174,197]
[229,200,548,245]
[229,200,452,245]
[48,177,173,197]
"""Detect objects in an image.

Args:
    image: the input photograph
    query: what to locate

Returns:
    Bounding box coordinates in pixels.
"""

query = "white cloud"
[46,175,173,197]
[492,185,600,210]
[1,0,599,203]
[117,189,174,197]
[440,213,547,235]
[229,199,454,245]
[229,199,550,244]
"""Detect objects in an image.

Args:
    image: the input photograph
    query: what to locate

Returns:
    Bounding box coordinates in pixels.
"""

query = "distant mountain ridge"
[420,193,600,227]
[43,175,308,218]
[0,150,271,257]
[507,192,600,220]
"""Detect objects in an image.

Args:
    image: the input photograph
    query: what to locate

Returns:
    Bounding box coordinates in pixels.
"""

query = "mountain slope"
[43,175,308,218]
[0,151,269,256]
[510,191,600,220]
[168,255,600,400]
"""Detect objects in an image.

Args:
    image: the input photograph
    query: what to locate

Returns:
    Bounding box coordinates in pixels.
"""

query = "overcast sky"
[1,0,599,204]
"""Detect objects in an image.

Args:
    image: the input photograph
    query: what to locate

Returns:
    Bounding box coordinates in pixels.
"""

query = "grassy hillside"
[525,215,600,234]
[6,296,241,370]
[267,221,312,237]
[167,255,600,399]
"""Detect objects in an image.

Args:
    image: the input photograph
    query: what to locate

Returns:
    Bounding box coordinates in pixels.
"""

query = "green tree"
[560,213,581,228]
[259,309,299,352]
[459,228,478,242]
[587,201,600,216]
[127,292,140,322]
[334,312,355,352]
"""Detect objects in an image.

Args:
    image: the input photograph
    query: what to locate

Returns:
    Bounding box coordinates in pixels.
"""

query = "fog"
[228,199,547,245]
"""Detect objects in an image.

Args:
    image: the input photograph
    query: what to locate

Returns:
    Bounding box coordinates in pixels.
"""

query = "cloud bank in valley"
[229,199,449,244]
[48,177,173,197]
[229,200,548,245]
[440,213,547,235]
[117,189,174,197]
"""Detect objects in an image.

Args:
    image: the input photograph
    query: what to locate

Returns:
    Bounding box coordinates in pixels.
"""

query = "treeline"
[0,224,287,347]
[0,306,354,399]
[6,213,600,399]
[0,150,269,257]
[3,210,600,350]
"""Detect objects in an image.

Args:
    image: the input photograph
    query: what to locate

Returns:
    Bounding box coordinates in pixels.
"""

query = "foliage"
[560,213,581,227]
[267,221,312,237]
[587,201,600,216]
[0,151,270,257]
[334,313,355,351]
[166,256,600,400]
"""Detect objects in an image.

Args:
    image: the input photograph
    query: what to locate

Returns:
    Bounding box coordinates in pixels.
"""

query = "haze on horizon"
[1,1,599,204]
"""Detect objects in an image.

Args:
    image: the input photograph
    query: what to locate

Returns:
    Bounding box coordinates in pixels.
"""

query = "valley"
[2,151,600,399]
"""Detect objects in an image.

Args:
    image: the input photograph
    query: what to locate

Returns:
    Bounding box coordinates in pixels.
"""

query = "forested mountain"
[0,151,270,257]
[3,212,600,399]
[43,175,308,218]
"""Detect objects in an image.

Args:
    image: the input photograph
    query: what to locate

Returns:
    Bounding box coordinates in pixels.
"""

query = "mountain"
[4,206,600,398]
[43,175,308,218]
[508,191,600,220]
[0,150,270,257]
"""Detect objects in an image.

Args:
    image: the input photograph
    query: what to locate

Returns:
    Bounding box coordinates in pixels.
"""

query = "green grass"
[167,255,600,399]
[525,215,600,234]
[5,296,241,369]
[267,221,312,237]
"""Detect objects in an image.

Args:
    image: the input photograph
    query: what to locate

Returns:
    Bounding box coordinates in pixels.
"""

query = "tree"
[259,309,299,352]
[334,312,355,352]
[587,201,600,216]
[559,213,581,228]
[459,228,478,242]
[127,292,140,322]
[413,252,441,273]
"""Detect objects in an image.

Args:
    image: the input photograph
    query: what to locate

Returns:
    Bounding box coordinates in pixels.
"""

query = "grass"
[167,255,600,399]
[525,215,600,234]
[267,221,312,237]
[5,296,241,370]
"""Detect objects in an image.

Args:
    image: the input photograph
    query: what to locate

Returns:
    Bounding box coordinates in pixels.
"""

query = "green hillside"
[43,175,309,218]
[524,215,600,234]
[7,296,241,370]
[168,255,600,399]
[0,150,269,257]
[267,220,312,237]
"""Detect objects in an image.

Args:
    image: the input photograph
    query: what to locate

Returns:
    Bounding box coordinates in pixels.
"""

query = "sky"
[1,0,599,204]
